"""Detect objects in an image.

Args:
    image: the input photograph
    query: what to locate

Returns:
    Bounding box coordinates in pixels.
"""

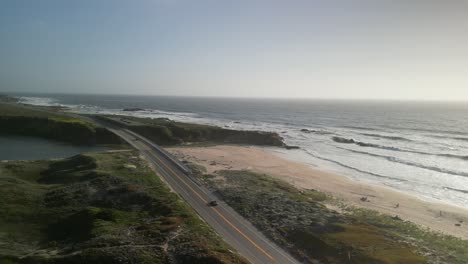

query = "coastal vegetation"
[94,115,286,147]
[0,151,247,264]
[5,98,466,263]
[0,100,250,263]
[0,100,287,148]
[189,166,468,264]
[0,95,19,103]
[0,103,121,145]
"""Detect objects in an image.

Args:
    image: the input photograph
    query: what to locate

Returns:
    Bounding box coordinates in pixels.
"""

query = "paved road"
[108,127,301,264]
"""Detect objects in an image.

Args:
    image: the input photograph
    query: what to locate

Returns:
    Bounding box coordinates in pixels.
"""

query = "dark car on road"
[208,200,218,206]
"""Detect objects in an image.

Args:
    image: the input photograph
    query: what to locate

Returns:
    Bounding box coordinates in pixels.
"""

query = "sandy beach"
[168,145,468,239]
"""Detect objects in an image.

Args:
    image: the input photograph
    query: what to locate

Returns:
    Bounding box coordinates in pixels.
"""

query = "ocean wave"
[154,109,198,117]
[452,137,468,142]
[383,125,467,137]
[439,154,468,160]
[18,96,200,119]
[18,96,96,111]
[444,187,468,194]
[338,147,468,178]
[332,136,468,161]
[428,134,468,142]
[19,96,59,106]
[342,125,378,131]
[303,150,406,182]
[359,133,412,142]
[300,128,333,135]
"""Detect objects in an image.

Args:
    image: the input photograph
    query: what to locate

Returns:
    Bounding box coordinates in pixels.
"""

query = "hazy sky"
[1,0,468,100]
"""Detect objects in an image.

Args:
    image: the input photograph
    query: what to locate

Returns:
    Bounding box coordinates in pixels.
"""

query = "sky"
[1,0,468,101]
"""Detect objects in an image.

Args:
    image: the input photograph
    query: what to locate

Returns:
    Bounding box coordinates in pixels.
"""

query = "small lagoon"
[0,135,105,160]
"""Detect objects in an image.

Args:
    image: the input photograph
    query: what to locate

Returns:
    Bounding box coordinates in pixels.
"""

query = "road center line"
[144,148,275,261]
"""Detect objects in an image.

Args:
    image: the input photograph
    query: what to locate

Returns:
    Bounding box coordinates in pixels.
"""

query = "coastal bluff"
[0,103,121,145]
[96,115,287,147]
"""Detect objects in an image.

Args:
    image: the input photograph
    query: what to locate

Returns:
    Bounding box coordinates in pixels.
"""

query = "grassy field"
[0,95,19,103]
[191,167,468,264]
[0,152,247,264]
[0,102,63,118]
[0,103,121,145]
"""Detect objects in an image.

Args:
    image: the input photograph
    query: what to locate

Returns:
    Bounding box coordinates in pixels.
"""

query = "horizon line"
[3,91,468,103]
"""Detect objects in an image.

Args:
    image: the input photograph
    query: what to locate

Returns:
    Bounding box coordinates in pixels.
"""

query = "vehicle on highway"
[208,200,218,206]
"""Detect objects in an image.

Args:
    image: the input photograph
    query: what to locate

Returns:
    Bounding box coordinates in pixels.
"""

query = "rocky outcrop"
[285,145,300,150]
[122,108,145,112]
[332,136,356,144]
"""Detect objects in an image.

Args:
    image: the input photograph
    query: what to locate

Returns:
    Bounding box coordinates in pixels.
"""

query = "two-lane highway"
[108,127,301,264]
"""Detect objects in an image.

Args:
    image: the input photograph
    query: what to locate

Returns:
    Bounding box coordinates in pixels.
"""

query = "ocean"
[13,93,468,208]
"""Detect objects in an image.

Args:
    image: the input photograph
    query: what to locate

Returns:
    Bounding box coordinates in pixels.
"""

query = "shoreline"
[6,98,468,239]
[168,145,468,239]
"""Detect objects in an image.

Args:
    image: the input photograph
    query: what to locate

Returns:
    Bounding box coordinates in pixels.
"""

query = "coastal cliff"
[0,102,286,147]
[96,115,287,147]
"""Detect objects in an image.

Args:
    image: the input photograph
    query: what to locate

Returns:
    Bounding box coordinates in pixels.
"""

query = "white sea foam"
[16,95,468,208]
[19,96,60,106]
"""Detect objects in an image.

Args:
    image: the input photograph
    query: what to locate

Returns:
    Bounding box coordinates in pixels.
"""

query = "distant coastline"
[2,94,468,263]
[5,94,468,238]
[10,93,468,209]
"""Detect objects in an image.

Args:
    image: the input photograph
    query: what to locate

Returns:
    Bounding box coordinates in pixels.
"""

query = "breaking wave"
[383,125,467,137]
[332,137,468,161]
[444,187,468,194]
[338,147,468,178]
[19,96,60,106]
[303,150,406,182]
[300,128,333,135]
[428,135,468,142]
[342,125,379,131]
[359,133,412,142]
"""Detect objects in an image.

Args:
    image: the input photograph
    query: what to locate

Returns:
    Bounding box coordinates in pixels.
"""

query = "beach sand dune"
[168,145,468,239]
